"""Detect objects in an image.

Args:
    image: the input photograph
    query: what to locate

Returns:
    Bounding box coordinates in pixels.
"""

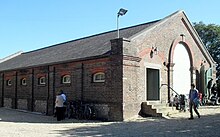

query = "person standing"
[207,78,213,99]
[211,83,217,95]
[174,95,179,110]
[55,93,64,121]
[60,90,66,102]
[189,83,200,120]
[60,90,67,120]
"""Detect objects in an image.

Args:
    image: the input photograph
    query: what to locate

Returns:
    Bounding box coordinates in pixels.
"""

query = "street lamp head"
[117,8,128,16]
[117,8,128,38]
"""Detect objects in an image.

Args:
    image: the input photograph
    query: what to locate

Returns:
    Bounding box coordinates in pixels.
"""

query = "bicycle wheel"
[76,109,83,120]
[67,108,72,119]
[84,106,92,120]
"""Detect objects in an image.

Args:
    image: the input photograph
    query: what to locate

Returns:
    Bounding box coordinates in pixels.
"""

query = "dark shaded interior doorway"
[147,68,160,100]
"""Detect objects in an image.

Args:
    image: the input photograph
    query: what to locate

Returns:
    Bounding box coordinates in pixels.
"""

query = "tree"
[193,22,220,80]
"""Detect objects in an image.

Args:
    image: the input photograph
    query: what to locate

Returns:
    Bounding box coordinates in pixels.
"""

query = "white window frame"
[21,78,27,86]
[39,77,46,85]
[62,75,71,84]
[93,72,105,83]
[7,79,12,86]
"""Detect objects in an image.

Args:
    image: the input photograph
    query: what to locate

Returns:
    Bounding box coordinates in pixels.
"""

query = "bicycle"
[76,102,95,120]
[82,104,93,120]
[67,101,96,120]
[66,101,80,119]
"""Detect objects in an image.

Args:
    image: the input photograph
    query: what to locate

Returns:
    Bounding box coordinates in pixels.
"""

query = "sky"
[0,0,219,59]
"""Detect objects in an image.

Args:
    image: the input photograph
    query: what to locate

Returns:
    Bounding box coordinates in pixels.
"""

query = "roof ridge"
[0,51,23,63]
[0,10,189,72]
[24,20,161,55]
[129,10,184,39]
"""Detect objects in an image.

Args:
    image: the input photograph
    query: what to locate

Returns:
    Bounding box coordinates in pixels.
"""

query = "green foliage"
[193,22,220,81]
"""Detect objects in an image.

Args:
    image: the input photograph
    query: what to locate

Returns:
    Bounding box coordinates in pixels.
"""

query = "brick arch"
[166,35,195,98]
[169,36,194,67]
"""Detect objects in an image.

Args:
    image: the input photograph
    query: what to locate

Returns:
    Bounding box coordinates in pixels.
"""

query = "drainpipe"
[46,66,50,115]
[52,67,56,111]
[31,69,34,111]
[46,66,55,115]
[81,63,84,102]
[1,73,4,107]
[31,69,35,111]
[15,71,18,109]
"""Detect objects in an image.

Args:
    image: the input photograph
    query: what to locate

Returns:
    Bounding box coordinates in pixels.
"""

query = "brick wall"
[121,14,216,120]
[0,73,3,107]
[0,13,216,121]
[16,69,33,110]
[3,71,17,109]
[0,56,123,121]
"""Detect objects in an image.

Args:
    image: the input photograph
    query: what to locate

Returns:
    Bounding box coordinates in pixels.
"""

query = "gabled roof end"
[0,51,23,63]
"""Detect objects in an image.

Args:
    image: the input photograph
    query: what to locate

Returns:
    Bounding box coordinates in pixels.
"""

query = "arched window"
[38,77,46,85]
[93,72,105,82]
[62,75,71,84]
[21,78,27,86]
[6,79,12,86]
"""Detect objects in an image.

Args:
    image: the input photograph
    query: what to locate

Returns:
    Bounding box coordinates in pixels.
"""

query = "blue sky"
[0,0,219,59]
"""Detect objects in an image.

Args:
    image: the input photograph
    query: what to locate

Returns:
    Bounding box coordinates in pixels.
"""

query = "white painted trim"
[0,51,23,63]
[144,62,162,69]
[93,72,105,83]
[39,77,46,85]
[62,75,71,84]
[21,78,27,86]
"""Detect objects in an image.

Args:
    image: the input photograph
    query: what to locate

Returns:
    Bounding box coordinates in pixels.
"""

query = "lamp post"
[117,8,128,38]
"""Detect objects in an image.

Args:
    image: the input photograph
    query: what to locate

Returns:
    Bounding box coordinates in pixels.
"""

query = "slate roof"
[0,20,160,71]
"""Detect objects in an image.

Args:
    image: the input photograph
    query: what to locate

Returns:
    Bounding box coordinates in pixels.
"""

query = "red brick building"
[0,11,216,121]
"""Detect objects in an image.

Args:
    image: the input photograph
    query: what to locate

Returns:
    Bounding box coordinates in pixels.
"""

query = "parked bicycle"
[66,101,75,119]
[67,100,96,120]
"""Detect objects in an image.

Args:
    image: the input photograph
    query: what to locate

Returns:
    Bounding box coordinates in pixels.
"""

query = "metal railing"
[160,84,180,96]
[160,84,188,110]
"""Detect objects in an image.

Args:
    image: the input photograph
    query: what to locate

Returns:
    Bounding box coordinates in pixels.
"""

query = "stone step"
[147,101,165,105]
[140,102,161,117]
[140,102,183,118]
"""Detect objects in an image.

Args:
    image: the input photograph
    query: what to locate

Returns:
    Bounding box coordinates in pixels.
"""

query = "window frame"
[62,75,71,84]
[38,76,46,85]
[93,72,105,83]
[6,79,12,86]
[21,78,27,86]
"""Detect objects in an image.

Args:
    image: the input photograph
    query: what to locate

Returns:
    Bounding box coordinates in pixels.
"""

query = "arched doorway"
[173,43,191,95]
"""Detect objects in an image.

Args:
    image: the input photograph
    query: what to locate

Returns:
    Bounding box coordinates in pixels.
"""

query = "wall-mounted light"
[200,59,206,66]
[150,46,158,58]
[163,61,168,67]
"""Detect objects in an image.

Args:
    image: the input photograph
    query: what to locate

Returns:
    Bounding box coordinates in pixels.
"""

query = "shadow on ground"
[56,114,220,137]
[1,107,220,137]
[0,107,96,124]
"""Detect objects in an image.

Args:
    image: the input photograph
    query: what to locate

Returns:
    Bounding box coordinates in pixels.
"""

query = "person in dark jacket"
[207,78,213,99]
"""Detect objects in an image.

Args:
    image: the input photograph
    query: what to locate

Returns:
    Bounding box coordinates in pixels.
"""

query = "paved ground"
[0,106,220,137]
